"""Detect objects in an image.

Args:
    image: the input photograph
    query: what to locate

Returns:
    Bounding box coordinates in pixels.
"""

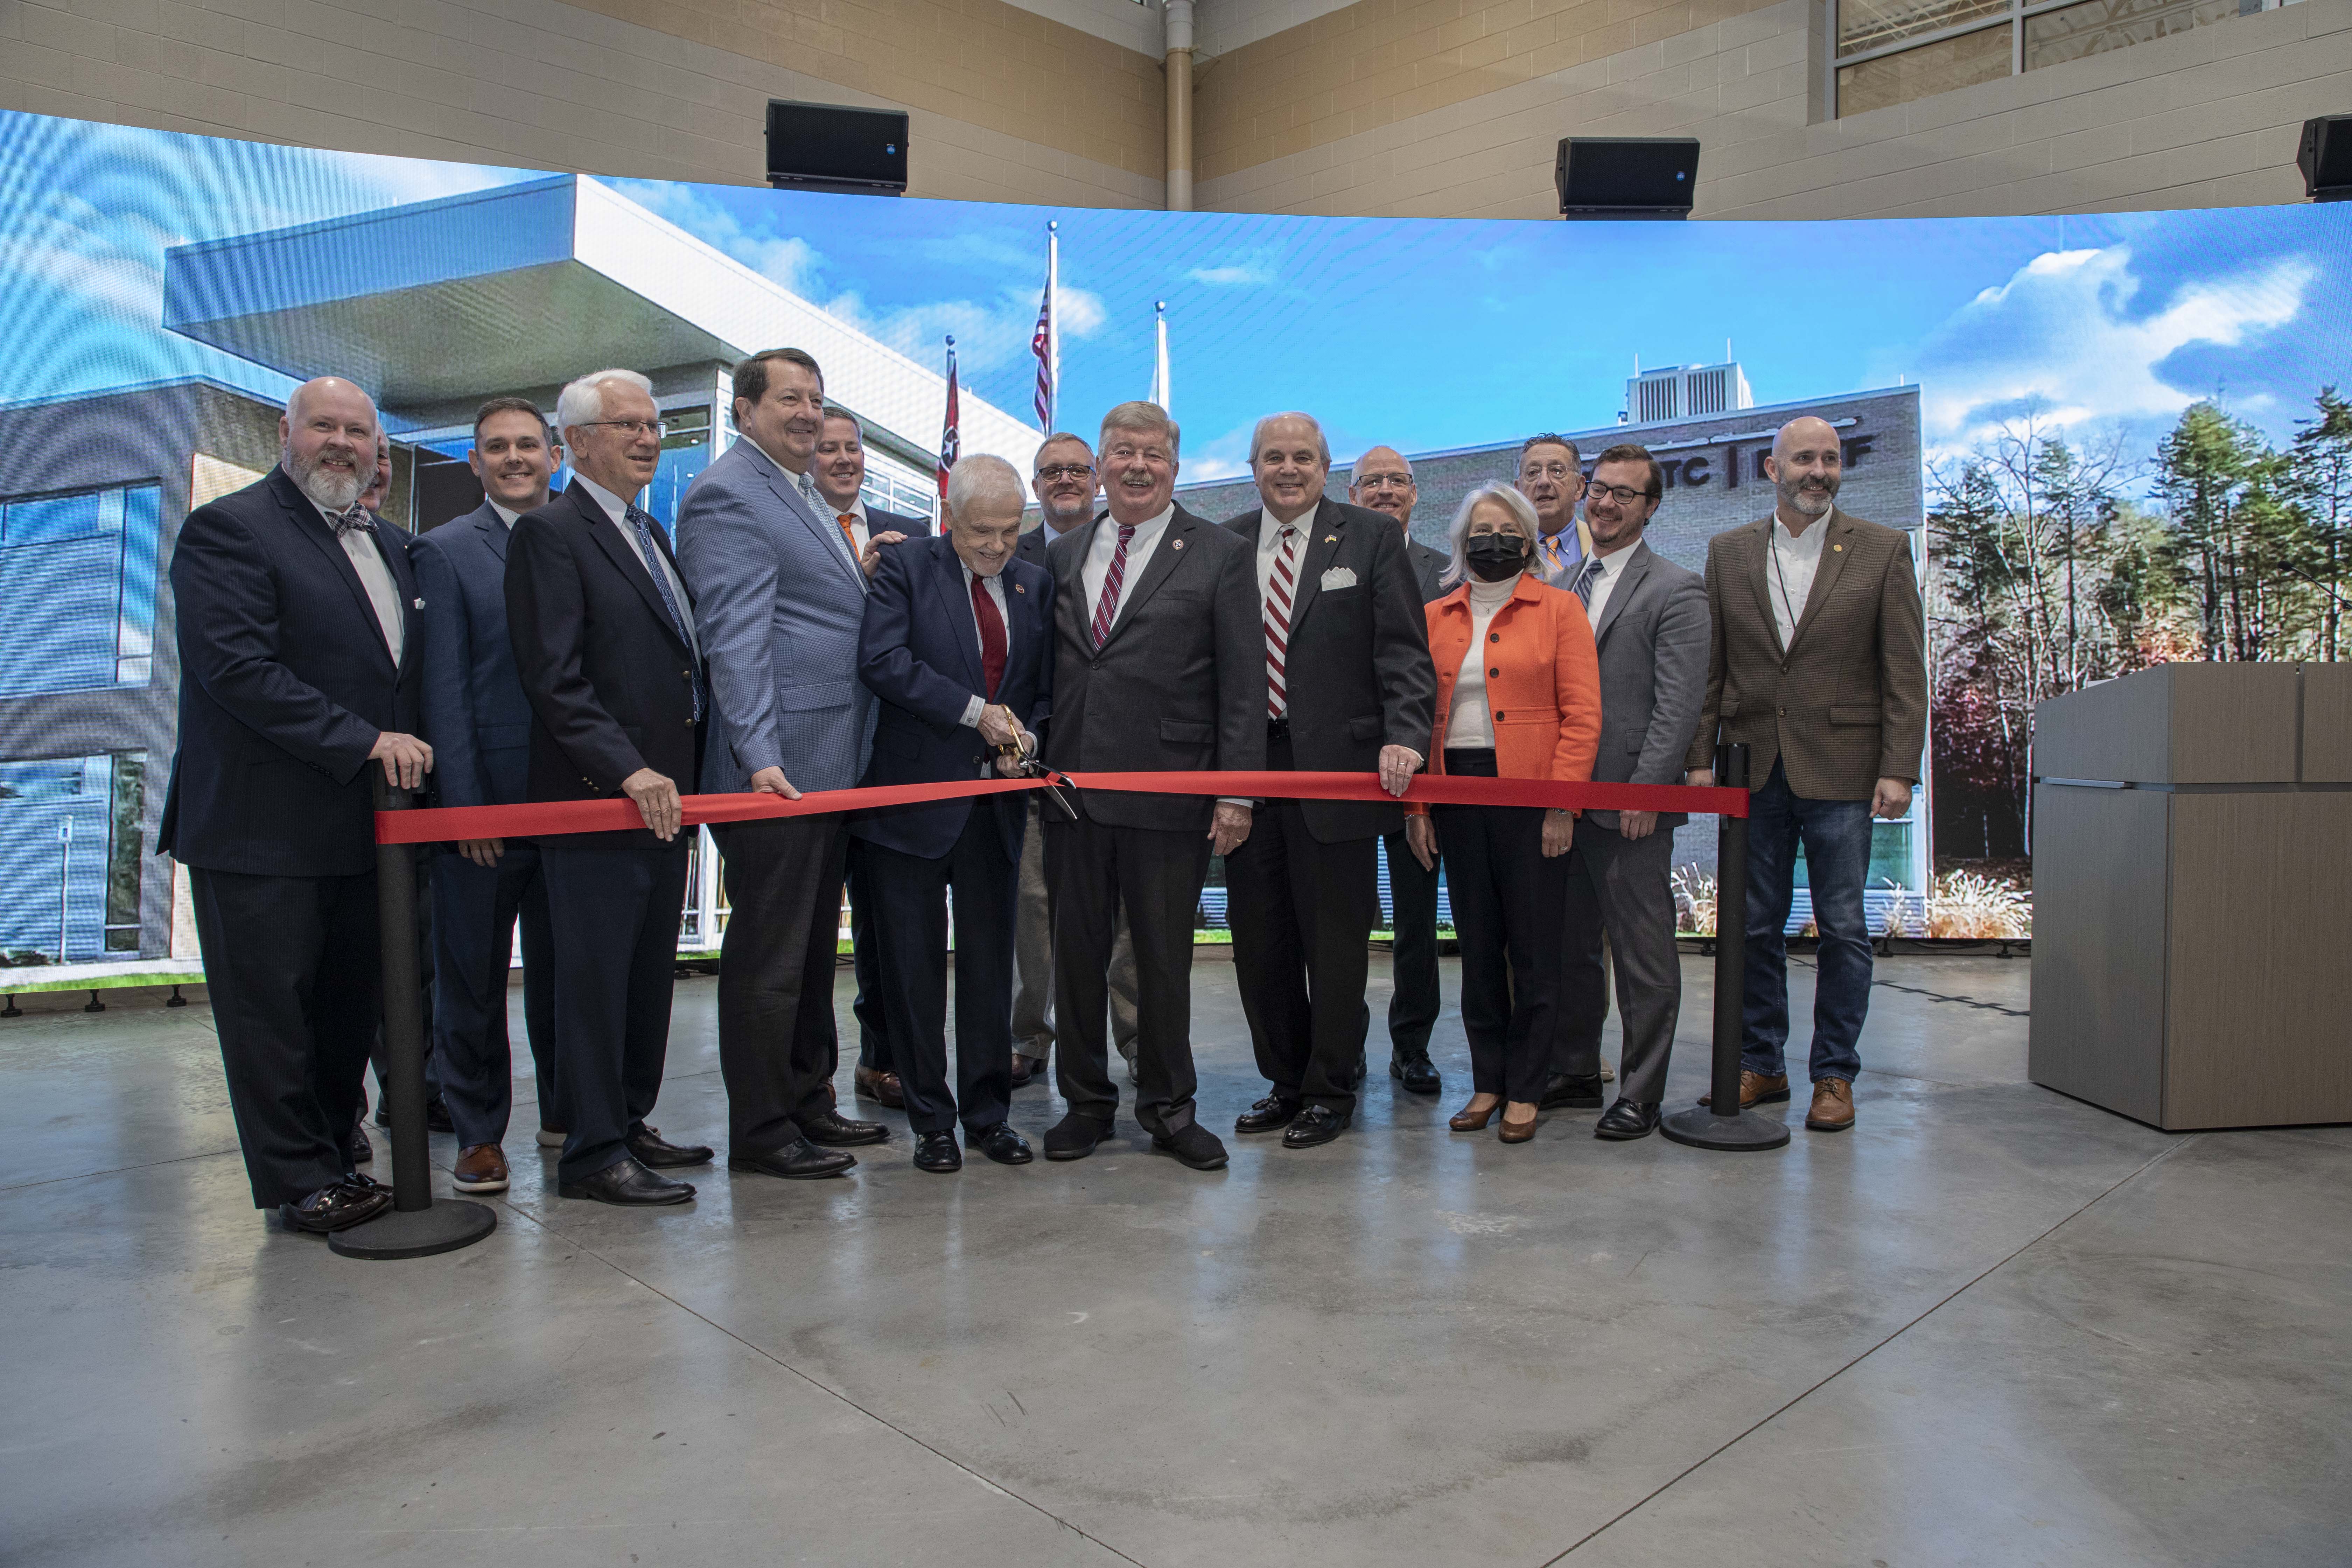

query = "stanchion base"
[328,1199,498,1259]
[1661,1106,1792,1152]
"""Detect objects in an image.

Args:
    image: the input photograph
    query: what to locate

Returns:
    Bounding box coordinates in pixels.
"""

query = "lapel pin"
[1014,583,1027,593]
[1172,539,1185,550]
[1833,544,1843,552]
[1324,534,1337,543]
[413,597,425,608]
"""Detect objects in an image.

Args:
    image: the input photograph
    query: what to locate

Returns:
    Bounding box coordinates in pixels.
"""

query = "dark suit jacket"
[1405,537,1449,604]
[506,481,706,850]
[1222,498,1434,841]
[1015,514,1094,573]
[1684,508,1928,799]
[411,500,534,809]
[159,465,422,878]
[866,505,932,543]
[853,536,1054,862]
[1584,540,1709,831]
[1042,504,1266,832]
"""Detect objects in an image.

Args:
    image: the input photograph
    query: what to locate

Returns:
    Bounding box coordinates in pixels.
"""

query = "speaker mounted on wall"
[1555,137,1700,220]
[2300,115,2352,203]
[766,100,910,196]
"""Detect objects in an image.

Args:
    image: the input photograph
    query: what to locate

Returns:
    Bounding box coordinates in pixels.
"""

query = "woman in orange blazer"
[1404,484,1601,1143]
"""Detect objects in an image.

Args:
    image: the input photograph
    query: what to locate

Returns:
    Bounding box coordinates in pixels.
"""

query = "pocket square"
[1320,566,1358,590]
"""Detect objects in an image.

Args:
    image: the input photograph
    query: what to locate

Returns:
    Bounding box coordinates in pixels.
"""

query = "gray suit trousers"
[1012,794,1139,1060]
[1554,817,1681,1103]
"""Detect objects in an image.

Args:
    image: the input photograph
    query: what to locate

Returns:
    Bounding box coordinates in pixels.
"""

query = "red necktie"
[971,573,1006,699]
[1090,524,1135,649]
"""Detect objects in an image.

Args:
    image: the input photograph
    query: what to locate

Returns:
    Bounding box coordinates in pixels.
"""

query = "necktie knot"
[330,504,369,538]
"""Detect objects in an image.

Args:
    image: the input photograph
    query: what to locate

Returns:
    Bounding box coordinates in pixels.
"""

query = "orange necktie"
[838,513,860,561]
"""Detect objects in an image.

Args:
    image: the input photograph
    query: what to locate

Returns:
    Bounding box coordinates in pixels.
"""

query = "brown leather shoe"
[453,1143,509,1193]
[1497,1105,1539,1144]
[1699,1069,1790,1109]
[854,1064,905,1110]
[1449,1097,1499,1132]
[1806,1077,1855,1132]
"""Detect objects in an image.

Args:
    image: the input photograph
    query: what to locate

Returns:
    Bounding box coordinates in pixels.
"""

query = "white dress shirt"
[488,500,521,529]
[1080,503,1175,627]
[1254,505,1311,604]
[957,560,1012,730]
[312,498,405,665]
[574,475,700,657]
[1765,506,1833,650]
[1580,538,1637,628]
[1445,574,1520,749]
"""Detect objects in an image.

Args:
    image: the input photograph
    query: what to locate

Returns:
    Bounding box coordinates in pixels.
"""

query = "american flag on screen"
[1030,222,1058,431]
[936,338,960,503]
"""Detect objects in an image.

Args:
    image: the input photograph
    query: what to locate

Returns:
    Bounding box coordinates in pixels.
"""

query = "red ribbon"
[374,771,1746,844]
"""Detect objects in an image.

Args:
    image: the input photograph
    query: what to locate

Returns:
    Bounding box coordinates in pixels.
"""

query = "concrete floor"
[2,954,2347,1567]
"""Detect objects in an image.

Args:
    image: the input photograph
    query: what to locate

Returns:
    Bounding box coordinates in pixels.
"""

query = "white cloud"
[608,179,824,294]
[825,284,1107,375]
[1185,247,1280,287]
[1913,244,2315,448]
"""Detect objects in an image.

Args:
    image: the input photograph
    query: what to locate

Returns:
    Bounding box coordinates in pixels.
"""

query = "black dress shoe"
[802,1108,889,1147]
[372,1098,455,1133]
[1390,1051,1442,1096]
[912,1129,963,1173]
[1150,1123,1229,1171]
[559,1155,696,1205]
[1234,1093,1301,1134]
[279,1178,394,1234]
[1009,1053,1048,1089]
[1539,1072,1605,1110]
[1281,1105,1350,1148]
[348,1125,373,1165]
[728,1138,856,1178]
[625,1126,713,1168]
[1043,1112,1113,1161]
[1594,1098,1662,1141]
[967,1122,1034,1164]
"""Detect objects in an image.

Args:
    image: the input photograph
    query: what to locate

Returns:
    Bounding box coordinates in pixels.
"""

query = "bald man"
[161,376,431,1235]
[1347,445,1448,1094]
[1684,415,1926,1134]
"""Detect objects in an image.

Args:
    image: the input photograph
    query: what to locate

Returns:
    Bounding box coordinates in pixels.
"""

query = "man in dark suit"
[1542,444,1710,1142]
[813,407,931,1110]
[1223,416,1434,1148]
[1040,400,1266,1171]
[674,350,882,1184]
[1348,444,1448,1096]
[1010,434,1139,1089]
[506,369,717,1207]
[410,397,562,1195]
[853,455,1054,1173]
[161,375,429,1235]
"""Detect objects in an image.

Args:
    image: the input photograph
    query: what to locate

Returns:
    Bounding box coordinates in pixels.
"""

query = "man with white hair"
[161,375,430,1235]
[1684,415,1927,1134]
[507,368,715,1207]
[1221,414,1433,1148]
[851,454,1054,1172]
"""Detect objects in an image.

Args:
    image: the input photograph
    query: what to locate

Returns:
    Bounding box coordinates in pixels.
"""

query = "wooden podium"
[2030,663,2352,1130]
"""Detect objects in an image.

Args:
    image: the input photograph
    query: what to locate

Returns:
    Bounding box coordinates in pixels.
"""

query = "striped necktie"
[1571,554,1601,608]
[625,504,705,723]
[1264,524,1299,719]
[1089,524,1136,649]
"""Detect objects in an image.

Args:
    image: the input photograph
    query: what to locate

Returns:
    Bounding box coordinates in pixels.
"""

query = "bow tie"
[328,504,370,539]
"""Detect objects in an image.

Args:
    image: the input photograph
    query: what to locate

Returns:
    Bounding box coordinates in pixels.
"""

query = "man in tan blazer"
[1685,415,1926,1132]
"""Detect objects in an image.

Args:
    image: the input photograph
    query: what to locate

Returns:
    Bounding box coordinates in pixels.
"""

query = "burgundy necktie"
[1090,524,1136,649]
[971,573,1006,699]
[1265,524,1299,719]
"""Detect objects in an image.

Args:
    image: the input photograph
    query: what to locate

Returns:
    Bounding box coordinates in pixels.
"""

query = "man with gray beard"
[161,376,433,1235]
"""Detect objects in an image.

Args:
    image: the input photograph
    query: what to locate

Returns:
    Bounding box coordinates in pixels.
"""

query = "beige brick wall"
[1194,0,2351,218]
[0,0,1167,206]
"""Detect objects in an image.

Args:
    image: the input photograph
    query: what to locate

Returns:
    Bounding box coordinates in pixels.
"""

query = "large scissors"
[994,730,1074,820]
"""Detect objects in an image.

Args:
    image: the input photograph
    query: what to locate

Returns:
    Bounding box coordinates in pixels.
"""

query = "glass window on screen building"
[0,482,161,695]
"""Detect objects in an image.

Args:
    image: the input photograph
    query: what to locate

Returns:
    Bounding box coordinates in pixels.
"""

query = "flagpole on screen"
[1151,300,1170,414]
[937,335,960,523]
[1031,222,1059,433]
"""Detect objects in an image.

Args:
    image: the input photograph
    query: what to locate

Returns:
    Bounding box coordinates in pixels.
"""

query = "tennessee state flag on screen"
[937,339,960,504]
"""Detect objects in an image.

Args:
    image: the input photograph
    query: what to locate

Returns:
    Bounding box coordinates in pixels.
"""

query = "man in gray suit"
[1039,401,1266,1171]
[1545,443,1711,1141]
[1348,445,1448,1094]
[674,348,887,1182]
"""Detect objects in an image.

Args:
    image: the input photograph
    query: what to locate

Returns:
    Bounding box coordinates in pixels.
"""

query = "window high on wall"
[1832,0,2301,116]
[0,483,162,695]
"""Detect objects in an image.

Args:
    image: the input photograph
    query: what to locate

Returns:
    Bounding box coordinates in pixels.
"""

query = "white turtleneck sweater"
[1445,573,1522,749]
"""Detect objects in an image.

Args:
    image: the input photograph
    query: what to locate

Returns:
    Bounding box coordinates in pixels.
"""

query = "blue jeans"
[1742,760,1872,1084]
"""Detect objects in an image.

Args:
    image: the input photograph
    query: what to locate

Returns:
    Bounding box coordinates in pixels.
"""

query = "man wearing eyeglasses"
[1009,434,1141,1090]
[676,348,892,1189]
[1516,434,1594,588]
[1540,444,1709,1142]
[1346,446,1448,1096]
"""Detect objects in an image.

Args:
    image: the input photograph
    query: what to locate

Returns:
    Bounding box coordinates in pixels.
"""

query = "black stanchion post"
[331,776,499,1259]
[1663,741,1789,1153]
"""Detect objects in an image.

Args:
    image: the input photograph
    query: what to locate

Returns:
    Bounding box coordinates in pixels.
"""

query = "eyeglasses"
[1035,464,1096,483]
[1355,474,1413,490]
[576,418,668,440]
[1586,481,1654,506]
[1518,461,1580,483]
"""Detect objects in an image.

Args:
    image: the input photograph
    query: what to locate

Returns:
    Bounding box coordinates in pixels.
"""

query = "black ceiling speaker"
[2300,115,2352,203]
[766,100,909,196]
[1555,137,1700,220]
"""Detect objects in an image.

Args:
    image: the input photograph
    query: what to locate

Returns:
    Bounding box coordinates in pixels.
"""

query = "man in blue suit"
[853,455,1053,1173]
[161,375,431,1235]
[409,397,563,1195]
[675,348,888,1183]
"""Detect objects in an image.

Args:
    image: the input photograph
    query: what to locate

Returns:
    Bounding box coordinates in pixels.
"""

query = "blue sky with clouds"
[6,108,2349,488]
